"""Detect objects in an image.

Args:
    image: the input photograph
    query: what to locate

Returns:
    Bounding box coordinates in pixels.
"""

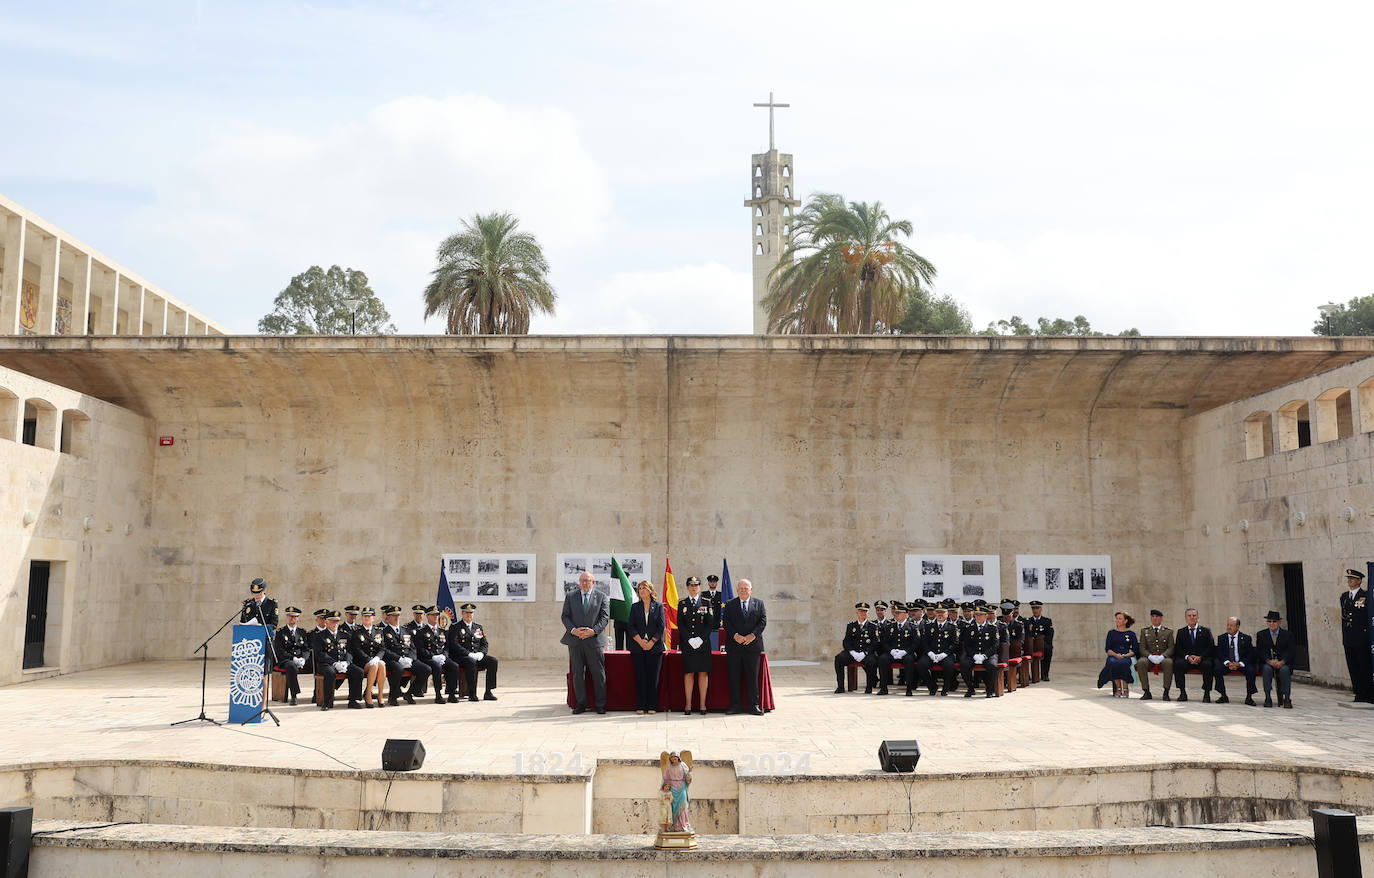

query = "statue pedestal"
[654,830,698,850]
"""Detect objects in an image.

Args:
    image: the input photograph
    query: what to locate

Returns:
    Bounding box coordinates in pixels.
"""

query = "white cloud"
[533,261,754,334]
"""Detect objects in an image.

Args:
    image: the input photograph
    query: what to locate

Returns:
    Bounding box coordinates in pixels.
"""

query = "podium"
[228,624,270,724]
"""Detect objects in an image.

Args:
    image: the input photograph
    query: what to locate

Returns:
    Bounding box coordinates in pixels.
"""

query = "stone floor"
[3,659,1371,776]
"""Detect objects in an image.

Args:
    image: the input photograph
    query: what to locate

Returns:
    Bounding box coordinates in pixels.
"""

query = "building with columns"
[744,93,800,334]
[0,194,224,337]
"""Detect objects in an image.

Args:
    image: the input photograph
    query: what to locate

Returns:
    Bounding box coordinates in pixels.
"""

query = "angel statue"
[658,750,693,836]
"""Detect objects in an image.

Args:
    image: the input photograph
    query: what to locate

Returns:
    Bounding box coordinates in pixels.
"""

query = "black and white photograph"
[962,560,983,577]
[921,581,944,598]
[921,560,943,576]
[1090,567,1107,590]
[592,578,613,598]
[506,559,529,575]
[1044,567,1062,590]
[592,558,612,575]
[1067,568,1084,590]
[962,582,984,597]
[448,557,470,575]
[906,554,1001,606]
[1021,567,1039,589]
[441,553,537,602]
[563,557,587,576]
[477,558,501,574]
[505,580,529,598]
[451,580,471,597]
[554,553,652,600]
[562,579,581,597]
[622,557,643,576]
[477,581,499,596]
[1016,554,1112,603]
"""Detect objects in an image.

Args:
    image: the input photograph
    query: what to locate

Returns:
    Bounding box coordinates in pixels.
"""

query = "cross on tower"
[752,91,789,151]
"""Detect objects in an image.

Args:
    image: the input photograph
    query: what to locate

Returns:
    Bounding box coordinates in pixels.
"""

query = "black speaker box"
[381,738,426,771]
[0,806,32,878]
[878,739,921,773]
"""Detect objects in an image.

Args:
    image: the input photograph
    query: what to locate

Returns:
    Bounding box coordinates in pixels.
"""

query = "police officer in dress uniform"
[416,606,460,704]
[704,574,723,651]
[917,603,961,696]
[349,607,387,708]
[887,603,921,696]
[380,605,429,705]
[272,606,313,705]
[962,603,1002,698]
[240,577,279,628]
[1027,600,1054,681]
[873,600,896,692]
[314,610,364,710]
[447,603,499,701]
[834,603,882,694]
[307,608,329,652]
[677,576,714,715]
[405,604,427,635]
[1341,568,1373,703]
[339,605,361,640]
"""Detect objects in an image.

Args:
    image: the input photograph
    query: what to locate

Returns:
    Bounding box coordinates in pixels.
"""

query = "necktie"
[1232,637,1238,662]
[582,594,589,612]
[742,600,748,614]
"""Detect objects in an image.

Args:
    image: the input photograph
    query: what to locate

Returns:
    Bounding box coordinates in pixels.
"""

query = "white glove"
[399,657,412,669]
[469,652,484,662]
[333,661,347,673]
[1149,654,1163,665]
[974,653,986,664]
[849,650,865,662]
[367,657,382,667]
[1234,661,1245,668]
[688,636,704,650]
[935,652,948,663]
[927,651,939,662]
[891,649,907,660]
[293,657,306,668]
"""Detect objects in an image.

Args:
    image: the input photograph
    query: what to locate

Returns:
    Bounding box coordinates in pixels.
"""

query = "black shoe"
[572,706,586,714]
[964,690,975,698]
[939,690,948,696]
[484,692,497,701]
[595,707,606,714]
[448,694,459,703]
[834,686,844,694]
[1244,696,1256,706]
[750,706,764,716]
[1213,694,1226,704]
[727,707,742,714]
[1263,696,1273,707]
[1041,676,1049,682]
[697,709,707,716]
[348,700,362,709]
[388,697,400,706]
[905,689,913,696]
[986,689,995,698]
[434,695,446,705]
[1140,692,1153,700]
[290,695,298,706]
[1283,698,1293,709]
[877,688,889,696]
[1203,692,1212,704]
[404,694,416,705]
[1162,691,1171,702]
[318,703,328,711]
[1177,692,1187,702]
[469,695,480,702]
[365,702,375,709]
[863,688,873,695]
[682,709,691,716]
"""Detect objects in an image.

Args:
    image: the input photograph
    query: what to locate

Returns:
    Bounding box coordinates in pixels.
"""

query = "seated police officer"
[314,610,364,710]
[962,603,1002,698]
[405,604,428,635]
[917,604,961,696]
[447,602,499,701]
[886,602,921,696]
[834,602,882,694]
[272,606,312,706]
[380,605,429,705]
[416,605,460,704]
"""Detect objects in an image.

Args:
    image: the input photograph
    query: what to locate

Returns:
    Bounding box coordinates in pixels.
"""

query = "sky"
[1,1,1372,336]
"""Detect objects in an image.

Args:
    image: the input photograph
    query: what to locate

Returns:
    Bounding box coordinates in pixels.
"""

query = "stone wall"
[0,364,153,684]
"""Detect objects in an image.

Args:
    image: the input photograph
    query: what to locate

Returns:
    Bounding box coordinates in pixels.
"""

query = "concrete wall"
[0,364,153,684]
[1183,356,1374,684]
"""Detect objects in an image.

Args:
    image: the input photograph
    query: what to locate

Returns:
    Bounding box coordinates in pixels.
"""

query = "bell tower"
[744,92,800,335]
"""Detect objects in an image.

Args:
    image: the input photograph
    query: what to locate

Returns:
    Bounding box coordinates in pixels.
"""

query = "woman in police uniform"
[677,576,715,715]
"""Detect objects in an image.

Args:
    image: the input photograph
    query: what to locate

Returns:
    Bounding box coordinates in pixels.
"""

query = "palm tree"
[423,212,556,334]
[763,193,937,334]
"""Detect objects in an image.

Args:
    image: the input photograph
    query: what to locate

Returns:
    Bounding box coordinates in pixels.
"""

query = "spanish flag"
[662,556,680,630]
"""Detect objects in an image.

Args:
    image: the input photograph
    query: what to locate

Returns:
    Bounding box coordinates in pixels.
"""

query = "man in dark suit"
[1255,610,1296,708]
[1172,607,1215,702]
[1212,616,1257,706]
[1341,568,1372,703]
[723,578,767,715]
[562,571,609,714]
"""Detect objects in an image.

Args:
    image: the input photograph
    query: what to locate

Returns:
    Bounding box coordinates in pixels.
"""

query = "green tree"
[982,315,1140,337]
[258,265,395,334]
[1312,296,1374,335]
[894,289,973,334]
[423,212,556,334]
[763,193,937,334]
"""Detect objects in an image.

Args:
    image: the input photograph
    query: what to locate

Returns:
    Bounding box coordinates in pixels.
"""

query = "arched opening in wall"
[754,206,763,217]
[782,165,790,177]
[755,243,763,255]
[783,185,791,198]
[60,409,90,456]
[783,224,790,236]
[1243,411,1273,459]
[1359,376,1374,434]
[1314,387,1353,442]
[755,224,763,236]
[754,186,762,198]
[0,387,18,442]
[754,166,762,177]
[22,399,58,449]
[783,206,791,216]
[1276,400,1311,451]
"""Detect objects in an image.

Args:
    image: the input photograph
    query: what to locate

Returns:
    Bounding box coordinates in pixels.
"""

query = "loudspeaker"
[878,739,921,773]
[381,738,426,771]
[0,806,32,878]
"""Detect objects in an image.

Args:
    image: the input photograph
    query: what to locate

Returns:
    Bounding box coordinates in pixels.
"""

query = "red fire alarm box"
[159,436,174,446]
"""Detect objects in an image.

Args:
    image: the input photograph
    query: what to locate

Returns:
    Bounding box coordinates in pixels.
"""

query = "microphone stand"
[242,598,281,726]
[170,607,241,727]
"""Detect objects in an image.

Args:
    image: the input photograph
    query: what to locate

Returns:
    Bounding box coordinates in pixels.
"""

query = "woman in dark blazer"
[628,580,666,714]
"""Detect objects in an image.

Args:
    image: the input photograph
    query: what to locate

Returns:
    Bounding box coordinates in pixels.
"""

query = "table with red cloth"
[565,649,775,712]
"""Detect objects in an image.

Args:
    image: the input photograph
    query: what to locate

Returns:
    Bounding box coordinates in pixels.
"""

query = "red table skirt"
[566,650,775,712]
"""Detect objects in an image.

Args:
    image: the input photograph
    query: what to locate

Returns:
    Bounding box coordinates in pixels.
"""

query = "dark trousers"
[385,659,431,701]
[890,651,916,693]
[569,644,606,709]
[1260,663,1293,699]
[1212,662,1256,698]
[613,620,629,651]
[630,649,663,710]
[425,655,460,697]
[1174,659,1213,694]
[1345,641,1373,702]
[916,655,957,693]
[1040,640,1054,679]
[728,648,761,710]
[456,654,498,696]
[835,652,878,690]
[318,662,363,707]
[960,656,995,693]
[280,655,313,696]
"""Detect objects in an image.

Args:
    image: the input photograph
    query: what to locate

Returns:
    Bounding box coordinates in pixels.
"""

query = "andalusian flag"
[609,555,634,624]
[662,557,680,630]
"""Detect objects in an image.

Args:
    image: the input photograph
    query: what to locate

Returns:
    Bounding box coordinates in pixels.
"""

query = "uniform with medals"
[917,607,962,695]
[348,609,388,707]
[314,611,363,710]
[961,604,1002,697]
[380,605,429,705]
[873,601,896,690]
[240,578,279,628]
[833,603,882,694]
[446,603,499,700]
[1341,569,1372,703]
[886,604,922,695]
[272,607,313,705]
[1026,602,1054,681]
[677,581,715,674]
[416,606,460,703]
